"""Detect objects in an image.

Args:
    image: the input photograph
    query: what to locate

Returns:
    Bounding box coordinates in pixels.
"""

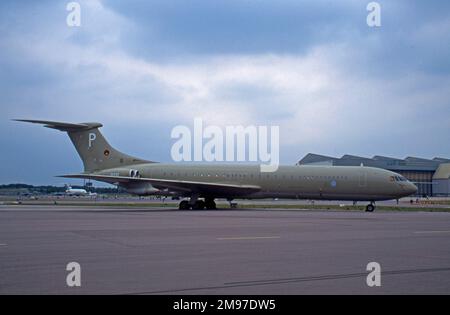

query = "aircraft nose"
[407,182,418,195]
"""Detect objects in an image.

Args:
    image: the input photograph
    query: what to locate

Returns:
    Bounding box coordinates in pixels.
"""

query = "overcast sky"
[1,0,449,185]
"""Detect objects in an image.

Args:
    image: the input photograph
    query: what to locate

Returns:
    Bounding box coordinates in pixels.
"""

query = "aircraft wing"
[58,174,261,197]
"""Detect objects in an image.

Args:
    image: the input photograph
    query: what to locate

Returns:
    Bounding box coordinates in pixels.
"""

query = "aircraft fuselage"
[98,163,417,201]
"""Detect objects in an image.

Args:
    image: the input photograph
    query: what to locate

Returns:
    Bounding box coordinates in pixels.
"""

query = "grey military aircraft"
[15,119,417,212]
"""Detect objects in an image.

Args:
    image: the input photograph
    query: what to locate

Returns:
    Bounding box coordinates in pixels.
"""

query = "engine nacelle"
[123,182,159,196]
[100,168,140,178]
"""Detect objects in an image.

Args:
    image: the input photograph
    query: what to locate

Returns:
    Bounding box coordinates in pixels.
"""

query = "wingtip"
[12,119,41,124]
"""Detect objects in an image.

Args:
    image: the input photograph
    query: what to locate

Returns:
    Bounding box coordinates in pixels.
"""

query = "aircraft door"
[358,170,367,187]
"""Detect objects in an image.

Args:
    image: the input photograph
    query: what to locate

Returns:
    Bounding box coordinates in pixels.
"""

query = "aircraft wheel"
[205,198,216,210]
[365,204,375,212]
[179,200,190,210]
[193,200,205,210]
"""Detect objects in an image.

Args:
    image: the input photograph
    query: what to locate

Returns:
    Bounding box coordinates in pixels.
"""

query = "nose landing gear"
[365,202,375,212]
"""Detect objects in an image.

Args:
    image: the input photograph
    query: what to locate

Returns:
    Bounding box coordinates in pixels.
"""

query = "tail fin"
[15,119,152,173]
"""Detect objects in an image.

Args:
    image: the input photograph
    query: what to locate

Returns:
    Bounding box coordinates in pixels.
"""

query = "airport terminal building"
[297,154,450,197]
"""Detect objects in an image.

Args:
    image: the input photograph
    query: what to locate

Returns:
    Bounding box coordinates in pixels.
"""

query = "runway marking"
[0,244,7,246]
[414,230,450,234]
[217,236,281,240]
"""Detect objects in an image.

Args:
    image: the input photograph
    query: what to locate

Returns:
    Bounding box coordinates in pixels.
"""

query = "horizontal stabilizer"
[13,119,102,132]
[15,119,152,172]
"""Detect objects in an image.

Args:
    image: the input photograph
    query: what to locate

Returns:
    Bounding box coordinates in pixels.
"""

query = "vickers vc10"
[16,120,418,212]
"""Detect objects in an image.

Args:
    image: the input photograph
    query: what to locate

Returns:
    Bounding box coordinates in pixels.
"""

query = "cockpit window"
[392,175,408,182]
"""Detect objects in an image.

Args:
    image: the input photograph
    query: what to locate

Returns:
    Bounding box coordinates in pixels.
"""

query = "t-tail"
[14,119,152,173]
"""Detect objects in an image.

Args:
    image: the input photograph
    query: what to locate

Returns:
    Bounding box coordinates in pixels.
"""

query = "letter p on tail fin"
[14,119,152,173]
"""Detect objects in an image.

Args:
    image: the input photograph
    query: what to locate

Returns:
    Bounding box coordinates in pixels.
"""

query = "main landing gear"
[204,198,217,210]
[365,202,376,212]
[178,197,217,210]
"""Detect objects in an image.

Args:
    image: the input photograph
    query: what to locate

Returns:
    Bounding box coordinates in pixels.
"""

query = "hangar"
[297,154,450,197]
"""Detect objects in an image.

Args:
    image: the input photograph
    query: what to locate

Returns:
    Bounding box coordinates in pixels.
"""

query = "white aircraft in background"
[65,186,89,196]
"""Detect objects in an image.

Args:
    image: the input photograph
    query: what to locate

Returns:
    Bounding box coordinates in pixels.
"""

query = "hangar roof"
[433,163,450,179]
[297,153,337,165]
[298,153,448,172]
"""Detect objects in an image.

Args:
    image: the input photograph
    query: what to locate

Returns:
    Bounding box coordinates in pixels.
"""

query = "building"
[297,154,450,197]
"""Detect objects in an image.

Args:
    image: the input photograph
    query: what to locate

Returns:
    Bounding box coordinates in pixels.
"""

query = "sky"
[0,0,450,185]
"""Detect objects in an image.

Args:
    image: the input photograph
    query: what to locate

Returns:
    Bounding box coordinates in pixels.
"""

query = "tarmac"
[1,204,450,294]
